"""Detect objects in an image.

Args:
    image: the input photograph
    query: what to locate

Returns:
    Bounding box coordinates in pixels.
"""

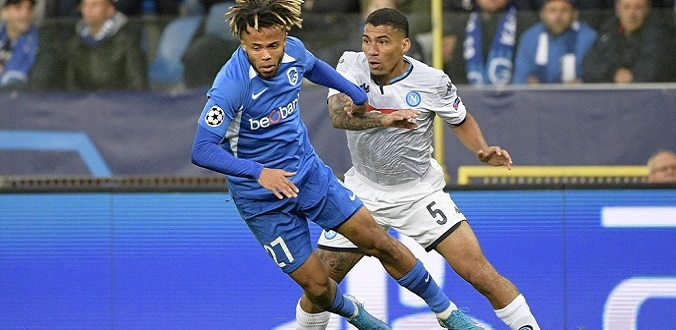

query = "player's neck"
[372,58,412,86]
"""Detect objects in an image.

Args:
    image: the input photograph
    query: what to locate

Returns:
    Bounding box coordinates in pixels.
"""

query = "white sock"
[296,299,331,330]
[435,301,458,321]
[494,294,541,330]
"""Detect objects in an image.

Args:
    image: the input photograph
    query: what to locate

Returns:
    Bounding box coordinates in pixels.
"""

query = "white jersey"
[329,51,467,186]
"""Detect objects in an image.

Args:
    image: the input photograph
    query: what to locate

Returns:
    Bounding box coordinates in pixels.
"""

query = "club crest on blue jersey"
[287,67,299,85]
[324,230,337,240]
[205,106,225,127]
[406,91,421,107]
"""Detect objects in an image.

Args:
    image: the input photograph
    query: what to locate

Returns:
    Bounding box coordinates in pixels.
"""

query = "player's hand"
[381,109,420,129]
[477,146,512,169]
[258,168,299,199]
[344,100,368,117]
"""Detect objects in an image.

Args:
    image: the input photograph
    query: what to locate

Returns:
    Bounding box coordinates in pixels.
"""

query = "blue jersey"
[197,37,318,199]
[192,36,369,272]
[513,22,597,84]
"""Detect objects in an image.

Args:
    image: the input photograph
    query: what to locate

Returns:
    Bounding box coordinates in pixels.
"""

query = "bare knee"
[458,256,519,303]
[300,249,363,311]
[316,249,363,282]
[301,277,333,308]
[335,208,409,266]
[464,259,502,290]
[359,232,402,261]
[290,255,335,307]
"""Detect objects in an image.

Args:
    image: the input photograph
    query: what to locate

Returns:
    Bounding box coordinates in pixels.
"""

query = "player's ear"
[401,37,411,54]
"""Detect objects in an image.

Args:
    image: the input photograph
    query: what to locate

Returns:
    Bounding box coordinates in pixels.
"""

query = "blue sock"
[396,259,451,313]
[324,285,355,318]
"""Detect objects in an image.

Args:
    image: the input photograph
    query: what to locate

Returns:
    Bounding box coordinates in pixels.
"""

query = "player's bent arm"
[328,93,387,130]
[304,58,368,106]
[191,125,264,179]
[451,112,512,168]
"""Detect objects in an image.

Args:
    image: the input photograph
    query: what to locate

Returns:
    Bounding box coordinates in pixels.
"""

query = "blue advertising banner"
[1,188,674,329]
[1,86,675,181]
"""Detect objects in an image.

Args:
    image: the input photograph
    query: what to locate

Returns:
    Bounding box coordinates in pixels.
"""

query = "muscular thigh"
[435,221,491,274]
[333,206,391,250]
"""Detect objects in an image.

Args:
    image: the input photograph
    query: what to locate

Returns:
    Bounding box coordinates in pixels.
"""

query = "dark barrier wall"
[0,188,674,329]
[1,86,675,181]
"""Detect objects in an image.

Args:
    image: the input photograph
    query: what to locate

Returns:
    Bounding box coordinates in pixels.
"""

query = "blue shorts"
[233,157,363,274]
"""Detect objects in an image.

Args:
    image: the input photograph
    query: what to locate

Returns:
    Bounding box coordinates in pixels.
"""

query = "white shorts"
[318,161,466,252]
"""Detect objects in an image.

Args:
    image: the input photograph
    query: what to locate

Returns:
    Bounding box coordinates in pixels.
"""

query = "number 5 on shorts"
[426,201,448,225]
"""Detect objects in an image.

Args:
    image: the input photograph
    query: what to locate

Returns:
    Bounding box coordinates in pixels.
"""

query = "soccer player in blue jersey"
[190,1,468,329]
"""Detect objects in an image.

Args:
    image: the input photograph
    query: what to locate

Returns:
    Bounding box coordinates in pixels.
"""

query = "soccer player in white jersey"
[190,1,482,329]
[295,8,541,330]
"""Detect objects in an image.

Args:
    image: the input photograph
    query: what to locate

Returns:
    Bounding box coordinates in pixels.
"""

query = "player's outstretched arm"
[451,112,512,169]
[328,93,419,130]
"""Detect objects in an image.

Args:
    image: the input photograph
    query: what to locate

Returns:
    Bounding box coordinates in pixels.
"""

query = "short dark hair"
[226,0,303,38]
[365,8,409,38]
[3,0,35,8]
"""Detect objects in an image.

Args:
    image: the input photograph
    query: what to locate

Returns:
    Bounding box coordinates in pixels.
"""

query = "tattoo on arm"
[328,94,384,130]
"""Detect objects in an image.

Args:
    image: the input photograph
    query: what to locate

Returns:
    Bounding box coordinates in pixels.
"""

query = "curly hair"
[226,0,304,38]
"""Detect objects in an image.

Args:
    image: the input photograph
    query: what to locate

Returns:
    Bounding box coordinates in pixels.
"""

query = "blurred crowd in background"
[0,0,674,91]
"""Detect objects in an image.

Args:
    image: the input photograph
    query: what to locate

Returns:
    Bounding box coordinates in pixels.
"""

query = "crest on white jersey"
[406,91,421,107]
[287,67,299,85]
[323,230,337,240]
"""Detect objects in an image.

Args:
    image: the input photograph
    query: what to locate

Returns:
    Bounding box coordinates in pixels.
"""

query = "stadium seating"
[148,16,203,88]
[204,2,238,41]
